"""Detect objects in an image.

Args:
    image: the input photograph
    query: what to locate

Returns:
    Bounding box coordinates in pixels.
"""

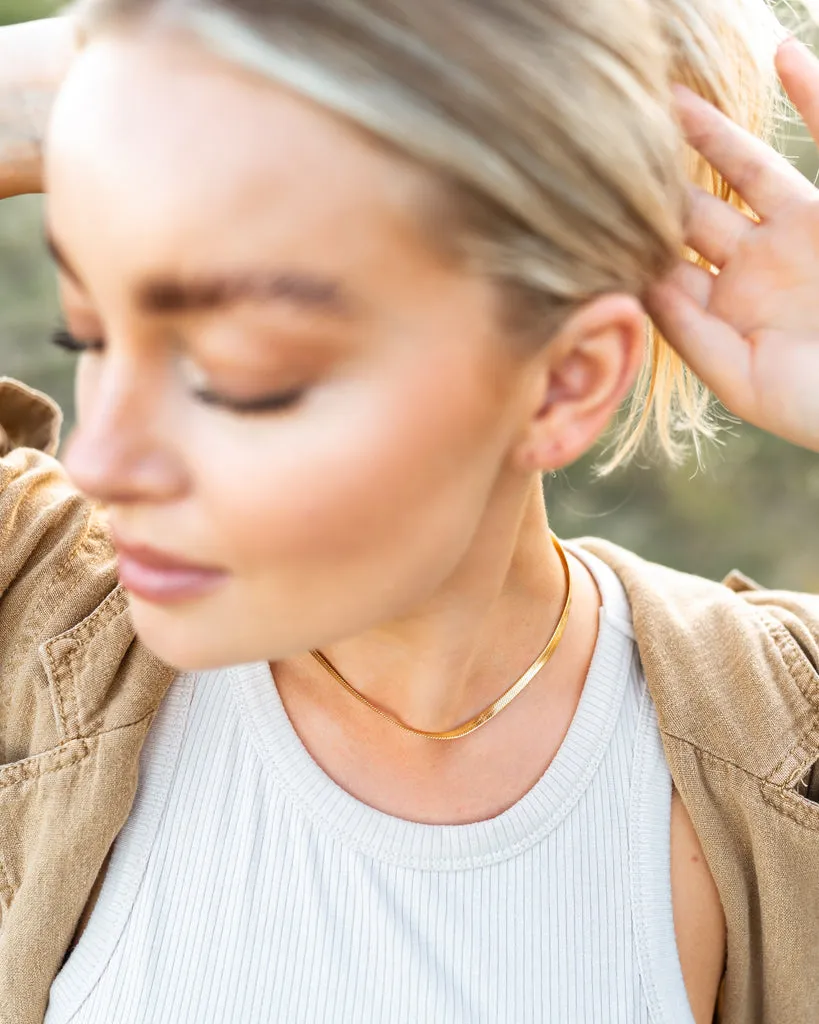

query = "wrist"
[0,153,42,198]
[0,97,46,197]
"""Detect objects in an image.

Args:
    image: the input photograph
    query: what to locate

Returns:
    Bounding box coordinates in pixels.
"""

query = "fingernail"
[670,83,704,120]
[670,83,693,108]
[778,35,811,57]
[671,82,705,105]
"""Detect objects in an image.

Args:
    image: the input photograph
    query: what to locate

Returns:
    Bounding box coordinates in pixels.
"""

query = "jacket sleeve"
[0,378,119,764]
[723,568,819,803]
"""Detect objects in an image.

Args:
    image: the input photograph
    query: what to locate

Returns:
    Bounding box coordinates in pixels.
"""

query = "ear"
[511,294,646,473]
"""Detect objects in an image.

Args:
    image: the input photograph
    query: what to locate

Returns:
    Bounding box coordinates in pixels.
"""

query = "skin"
[0,17,74,197]
[18,19,819,1024]
[646,41,819,455]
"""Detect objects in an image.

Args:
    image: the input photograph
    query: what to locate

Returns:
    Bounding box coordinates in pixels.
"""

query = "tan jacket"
[1,376,818,1024]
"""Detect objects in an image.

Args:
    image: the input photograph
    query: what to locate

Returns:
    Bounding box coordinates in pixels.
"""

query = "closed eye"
[52,327,307,416]
[191,387,306,414]
[51,327,104,353]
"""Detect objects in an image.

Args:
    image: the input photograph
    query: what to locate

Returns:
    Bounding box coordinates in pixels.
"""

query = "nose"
[62,365,187,507]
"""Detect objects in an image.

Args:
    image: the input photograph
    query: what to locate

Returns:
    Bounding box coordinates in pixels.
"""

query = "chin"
[139,632,243,673]
[123,585,346,670]
[125,599,247,672]
[126,598,311,673]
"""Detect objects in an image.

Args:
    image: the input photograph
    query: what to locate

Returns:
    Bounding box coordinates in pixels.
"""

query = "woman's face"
[45,29,540,669]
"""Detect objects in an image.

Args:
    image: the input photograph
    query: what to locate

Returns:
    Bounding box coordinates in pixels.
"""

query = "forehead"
[45,30,441,294]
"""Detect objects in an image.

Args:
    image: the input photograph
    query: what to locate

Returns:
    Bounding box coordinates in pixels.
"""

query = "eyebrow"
[45,231,355,318]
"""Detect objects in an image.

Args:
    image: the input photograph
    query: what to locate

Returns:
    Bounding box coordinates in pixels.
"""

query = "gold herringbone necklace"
[310,533,572,741]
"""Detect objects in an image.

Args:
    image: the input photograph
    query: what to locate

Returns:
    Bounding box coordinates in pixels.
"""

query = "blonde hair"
[71,0,794,470]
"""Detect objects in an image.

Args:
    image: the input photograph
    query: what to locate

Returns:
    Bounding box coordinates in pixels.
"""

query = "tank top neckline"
[229,543,637,870]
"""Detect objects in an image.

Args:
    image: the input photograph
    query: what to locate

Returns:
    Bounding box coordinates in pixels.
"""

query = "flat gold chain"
[309,533,573,741]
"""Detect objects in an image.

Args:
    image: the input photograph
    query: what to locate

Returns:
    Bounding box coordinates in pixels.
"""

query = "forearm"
[0,17,74,198]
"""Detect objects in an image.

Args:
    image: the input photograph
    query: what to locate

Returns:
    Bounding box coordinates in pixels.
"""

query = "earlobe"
[513,293,646,474]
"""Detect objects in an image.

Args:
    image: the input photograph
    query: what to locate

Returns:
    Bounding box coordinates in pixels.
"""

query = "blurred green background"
[0,0,57,19]
[1,1,817,589]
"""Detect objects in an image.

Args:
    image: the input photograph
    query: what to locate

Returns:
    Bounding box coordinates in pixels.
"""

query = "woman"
[1,2,818,1022]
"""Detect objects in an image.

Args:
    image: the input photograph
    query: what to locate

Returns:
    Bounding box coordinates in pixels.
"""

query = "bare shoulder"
[670,784,727,1024]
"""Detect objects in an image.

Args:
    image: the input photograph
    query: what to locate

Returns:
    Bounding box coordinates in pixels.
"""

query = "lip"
[113,537,229,604]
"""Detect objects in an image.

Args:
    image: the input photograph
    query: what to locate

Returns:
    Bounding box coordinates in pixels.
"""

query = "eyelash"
[52,328,104,354]
[50,328,306,415]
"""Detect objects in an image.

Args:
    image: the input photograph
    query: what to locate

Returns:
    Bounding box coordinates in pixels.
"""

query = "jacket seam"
[0,709,158,793]
[68,708,159,751]
[759,782,819,832]
[770,633,819,784]
[40,587,129,741]
[659,730,771,783]
[0,739,90,790]
[659,611,819,790]
[747,613,819,785]
[89,707,159,742]
[763,614,819,707]
[662,729,819,820]
[42,639,79,742]
[774,715,819,788]
[0,711,157,917]
[44,583,127,651]
[22,498,97,741]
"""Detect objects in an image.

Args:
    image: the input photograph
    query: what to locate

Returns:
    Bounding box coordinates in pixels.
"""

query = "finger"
[684,185,756,268]
[645,262,752,409]
[776,38,819,149]
[673,85,815,218]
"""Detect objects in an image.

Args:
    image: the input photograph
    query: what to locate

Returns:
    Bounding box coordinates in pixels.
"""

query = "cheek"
[192,355,512,576]
[74,355,102,420]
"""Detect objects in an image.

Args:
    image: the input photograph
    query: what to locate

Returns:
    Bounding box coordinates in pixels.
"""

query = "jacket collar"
[0,377,62,458]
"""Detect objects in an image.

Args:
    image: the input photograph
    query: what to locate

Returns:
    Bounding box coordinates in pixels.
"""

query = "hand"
[0,17,74,198]
[646,38,819,454]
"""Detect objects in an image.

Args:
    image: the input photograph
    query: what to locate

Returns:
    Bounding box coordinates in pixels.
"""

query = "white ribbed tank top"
[45,546,695,1024]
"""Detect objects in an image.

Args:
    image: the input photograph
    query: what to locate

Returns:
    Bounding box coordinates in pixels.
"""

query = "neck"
[296,474,571,735]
